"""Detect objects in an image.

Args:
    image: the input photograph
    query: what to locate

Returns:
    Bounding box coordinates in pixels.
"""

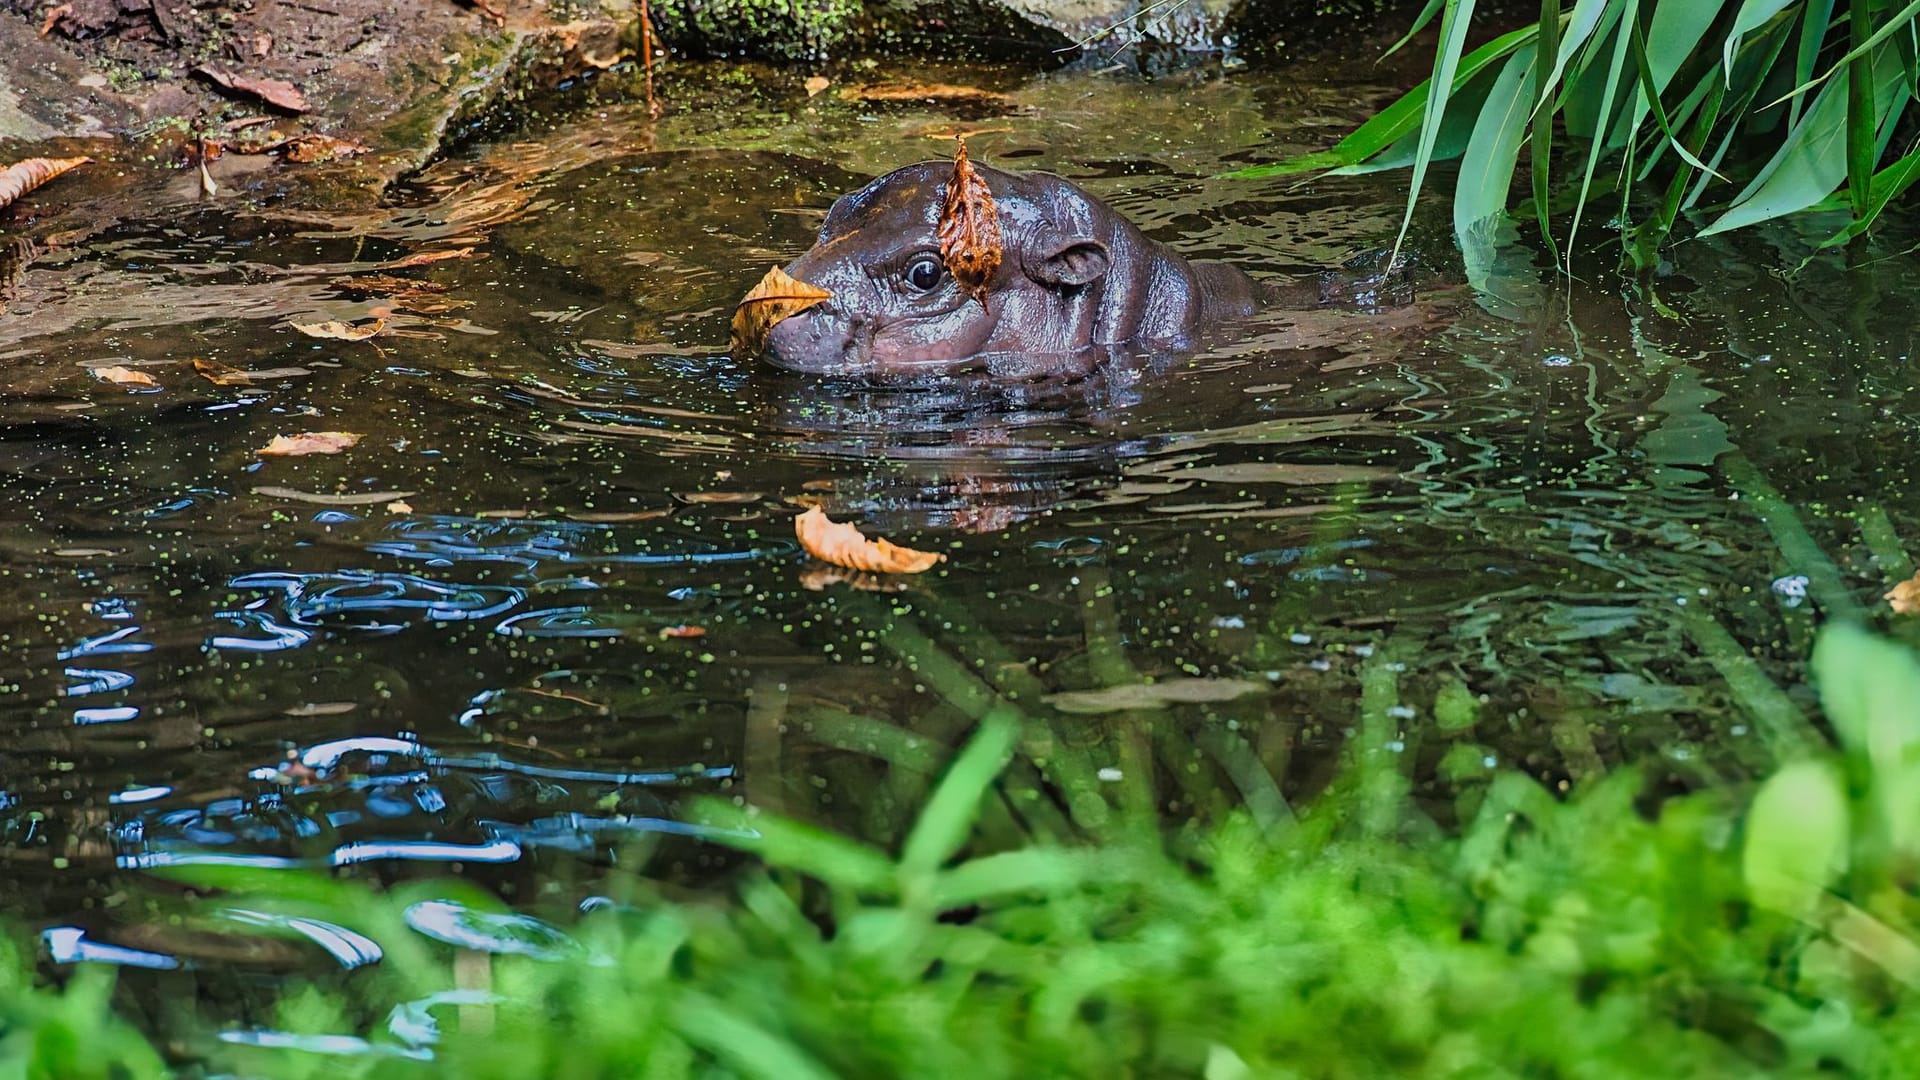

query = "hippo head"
[763,161,1144,376]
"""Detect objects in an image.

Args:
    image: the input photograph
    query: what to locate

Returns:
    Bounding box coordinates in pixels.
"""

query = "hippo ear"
[1026,237,1110,289]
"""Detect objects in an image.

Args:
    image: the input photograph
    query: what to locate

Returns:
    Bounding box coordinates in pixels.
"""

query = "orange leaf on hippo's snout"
[937,136,1003,310]
[731,265,832,358]
[794,506,945,575]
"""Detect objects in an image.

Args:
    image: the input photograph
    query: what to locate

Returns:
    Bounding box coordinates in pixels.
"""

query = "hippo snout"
[764,297,857,374]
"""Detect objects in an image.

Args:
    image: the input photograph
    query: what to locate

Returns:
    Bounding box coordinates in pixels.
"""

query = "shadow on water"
[0,56,1916,1001]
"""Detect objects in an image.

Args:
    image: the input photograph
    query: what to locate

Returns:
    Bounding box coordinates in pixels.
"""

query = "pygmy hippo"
[760,161,1309,377]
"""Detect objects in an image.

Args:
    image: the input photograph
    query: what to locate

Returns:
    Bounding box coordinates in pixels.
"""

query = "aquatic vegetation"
[1230,0,1920,271]
[2,623,1917,1077]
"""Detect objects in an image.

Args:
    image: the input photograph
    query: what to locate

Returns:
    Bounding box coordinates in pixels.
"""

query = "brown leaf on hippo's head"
[731,265,833,358]
[937,136,1003,311]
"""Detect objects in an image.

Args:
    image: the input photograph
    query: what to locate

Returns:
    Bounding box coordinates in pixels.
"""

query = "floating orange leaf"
[0,156,90,212]
[258,432,362,457]
[937,136,1002,310]
[659,624,707,639]
[1888,572,1920,615]
[804,75,831,96]
[731,265,832,357]
[93,365,157,388]
[196,66,309,113]
[794,506,945,575]
[289,318,385,341]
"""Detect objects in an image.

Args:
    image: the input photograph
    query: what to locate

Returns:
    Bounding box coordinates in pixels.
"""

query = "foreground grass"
[7,624,1920,1077]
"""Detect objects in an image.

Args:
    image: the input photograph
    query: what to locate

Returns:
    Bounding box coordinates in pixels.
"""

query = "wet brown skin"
[763,161,1313,377]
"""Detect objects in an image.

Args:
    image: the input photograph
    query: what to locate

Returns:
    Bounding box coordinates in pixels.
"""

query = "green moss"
[651,0,864,61]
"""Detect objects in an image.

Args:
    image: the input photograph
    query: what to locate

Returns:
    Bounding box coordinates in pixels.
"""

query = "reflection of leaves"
[731,265,832,357]
[795,507,944,575]
[937,138,1003,310]
[289,318,385,341]
[797,565,912,593]
[0,156,89,211]
[1887,572,1920,614]
[194,358,253,386]
[659,625,707,639]
[841,81,1015,116]
[383,248,476,269]
[93,365,157,388]
[282,135,371,163]
[1042,678,1267,715]
[258,432,362,457]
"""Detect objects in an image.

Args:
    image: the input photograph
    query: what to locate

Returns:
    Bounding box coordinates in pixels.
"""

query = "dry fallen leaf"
[659,625,707,639]
[253,486,415,506]
[383,247,477,269]
[0,156,90,212]
[196,66,309,113]
[40,3,71,35]
[386,499,414,514]
[289,318,385,341]
[1887,572,1920,614]
[804,75,831,96]
[93,365,158,389]
[794,506,945,575]
[281,134,372,164]
[937,137,1003,310]
[258,432,362,457]
[841,81,1016,115]
[1042,678,1267,715]
[731,265,832,357]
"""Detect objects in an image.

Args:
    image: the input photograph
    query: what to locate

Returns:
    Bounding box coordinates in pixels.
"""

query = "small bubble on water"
[1542,354,1574,367]
[1097,767,1124,782]
[1288,632,1312,645]
[1387,705,1415,719]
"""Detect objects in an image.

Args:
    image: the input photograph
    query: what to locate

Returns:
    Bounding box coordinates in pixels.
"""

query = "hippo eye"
[904,255,945,292]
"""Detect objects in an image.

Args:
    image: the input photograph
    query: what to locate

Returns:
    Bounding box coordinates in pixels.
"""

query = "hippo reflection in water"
[760,160,1349,377]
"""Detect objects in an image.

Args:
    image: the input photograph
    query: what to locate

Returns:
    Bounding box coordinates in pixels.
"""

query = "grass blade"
[899,713,1021,879]
[1388,0,1480,269]
[1533,0,1563,266]
[1566,0,1638,257]
[1220,24,1535,179]
[1849,0,1878,220]
[1629,14,1726,178]
[1816,138,1920,247]
[1725,0,1798,83]
[1383,0,1447,59]
[1702,43,1906,235]
[1767,0,1920,107]
[1455,52,1537,257]
[1794,0,1838,125]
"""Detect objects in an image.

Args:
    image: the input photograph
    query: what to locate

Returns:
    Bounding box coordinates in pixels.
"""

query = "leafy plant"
[1227,0,1920,272]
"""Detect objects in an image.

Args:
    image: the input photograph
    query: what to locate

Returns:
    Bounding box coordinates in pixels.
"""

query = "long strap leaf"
[1566,0,1638,258]
[1533,0,1564,267]
[1387,0,1479,270]
[1848,0,1878,220]
[1768,0,1920,107]
[1629,14,1727,178]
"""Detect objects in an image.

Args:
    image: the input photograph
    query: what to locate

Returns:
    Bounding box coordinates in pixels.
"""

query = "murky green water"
[1,56,1915,982]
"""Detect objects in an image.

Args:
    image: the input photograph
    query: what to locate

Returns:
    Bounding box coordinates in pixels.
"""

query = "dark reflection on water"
[0,57,1916,992]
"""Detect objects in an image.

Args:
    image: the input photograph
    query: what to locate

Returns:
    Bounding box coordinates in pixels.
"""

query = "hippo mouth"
[762,305,995,378]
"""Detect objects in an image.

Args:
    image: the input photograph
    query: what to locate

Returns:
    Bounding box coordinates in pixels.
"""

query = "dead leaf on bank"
[794,506,944,575]
[1887,572,1920,614]
[840,81,1015,113]
[1042,678,1267,715]
[196,66,309,113]
[258,432,362,457]
[282,134,371,163]
[289,318,385,341]
[93,365,158,389]
[804,75,831,96]
[40,4,71,35]
[0,156,90,212]
[731,265,832,357]
[937,137,1002,310]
